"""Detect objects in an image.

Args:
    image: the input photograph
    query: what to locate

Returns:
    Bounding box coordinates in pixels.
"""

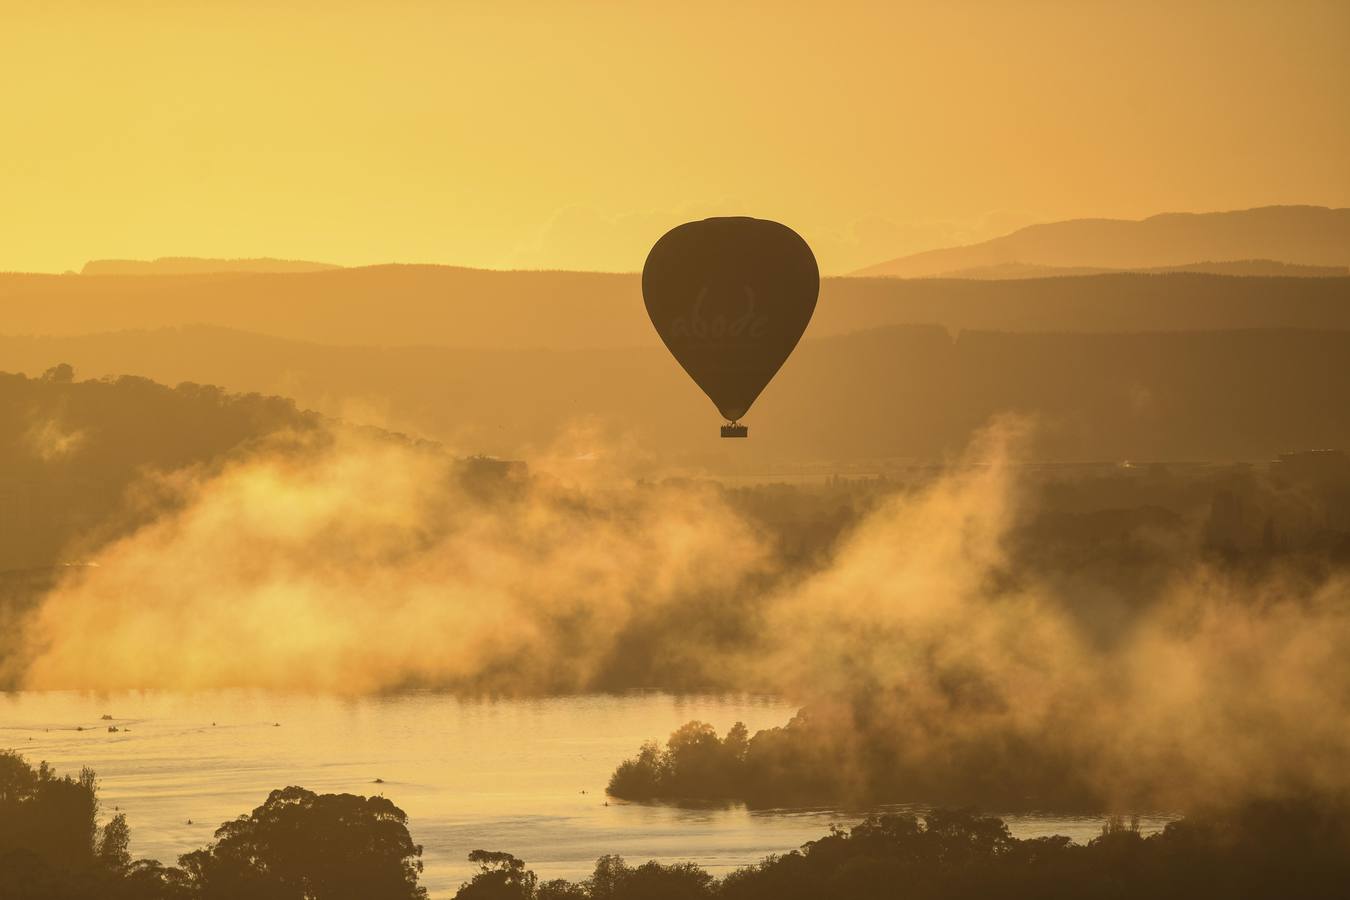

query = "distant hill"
[81,257,341,275]
[3,265,1349,349]
[936,259,1350,280]
[855,206,1350,277]
[4,324,1348,468]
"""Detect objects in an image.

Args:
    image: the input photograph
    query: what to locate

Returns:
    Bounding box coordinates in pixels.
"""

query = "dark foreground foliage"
[456,801,1350,900]
[0,750,190,899]
[0,751,424,900]
[4,749,1349,899]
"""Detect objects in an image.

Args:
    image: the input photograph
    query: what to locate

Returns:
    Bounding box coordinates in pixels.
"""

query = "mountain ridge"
[854,206,1350,277]
[930,259,1350,279]
[81,257,342,275]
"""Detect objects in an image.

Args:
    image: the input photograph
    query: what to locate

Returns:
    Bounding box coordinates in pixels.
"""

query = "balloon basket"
[720,423,748,438]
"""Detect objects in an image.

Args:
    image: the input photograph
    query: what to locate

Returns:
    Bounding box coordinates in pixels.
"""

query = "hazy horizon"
[17,203,1343,278]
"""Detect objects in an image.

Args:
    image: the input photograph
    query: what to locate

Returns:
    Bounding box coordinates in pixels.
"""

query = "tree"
[536,879,589,899]
[455,849,539,899]
[41,363,74,383]
[606,722,751,802]
[180,786,425,900]
[606,742,664,799]
[0,750,39,804]
[614,861,713,900]
[0,752,188,899]
[97,813,132,872]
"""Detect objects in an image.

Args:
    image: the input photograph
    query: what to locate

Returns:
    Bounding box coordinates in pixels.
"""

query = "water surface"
[1,691,1174,897]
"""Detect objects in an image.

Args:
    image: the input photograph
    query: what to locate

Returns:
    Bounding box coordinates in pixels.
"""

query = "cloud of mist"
[14,418,1350,807]
[18,431,770,693]
[23,417,85,462]
[753,418,1350,807]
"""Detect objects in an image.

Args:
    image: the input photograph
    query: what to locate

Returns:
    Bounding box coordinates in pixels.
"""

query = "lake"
[0,691,1175,897]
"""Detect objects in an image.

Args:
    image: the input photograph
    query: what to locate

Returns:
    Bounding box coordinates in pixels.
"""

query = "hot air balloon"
[642,217,818,437]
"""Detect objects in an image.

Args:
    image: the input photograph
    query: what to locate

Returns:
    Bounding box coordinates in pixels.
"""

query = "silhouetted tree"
[451,797,1350,900]
[536,879,589,899]
[606,722,750,801]
[179,786,426,900]
[0,752,186,899]
[0,753,98,870]
[455,849,538,899]
[41,363,73,383]
[96,813,132,872]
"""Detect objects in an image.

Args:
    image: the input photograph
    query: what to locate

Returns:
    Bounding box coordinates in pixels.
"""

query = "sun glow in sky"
[3,0,1348,274]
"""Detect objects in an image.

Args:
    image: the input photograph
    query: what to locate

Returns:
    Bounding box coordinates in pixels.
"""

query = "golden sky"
[3,0,1348,275]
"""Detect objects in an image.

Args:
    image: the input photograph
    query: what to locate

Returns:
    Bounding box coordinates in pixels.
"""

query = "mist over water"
[16,429,771,693]
[752,422,1350,808]
[9,419,1350,814]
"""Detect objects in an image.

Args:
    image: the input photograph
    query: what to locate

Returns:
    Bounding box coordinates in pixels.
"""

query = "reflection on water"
[0,691,1174,897]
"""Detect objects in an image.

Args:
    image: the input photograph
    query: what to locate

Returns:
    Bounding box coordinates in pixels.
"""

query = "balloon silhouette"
[643,217,818,437]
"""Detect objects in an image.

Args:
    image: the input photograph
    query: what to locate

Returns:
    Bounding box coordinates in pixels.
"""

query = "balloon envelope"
[642,217,818,423]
